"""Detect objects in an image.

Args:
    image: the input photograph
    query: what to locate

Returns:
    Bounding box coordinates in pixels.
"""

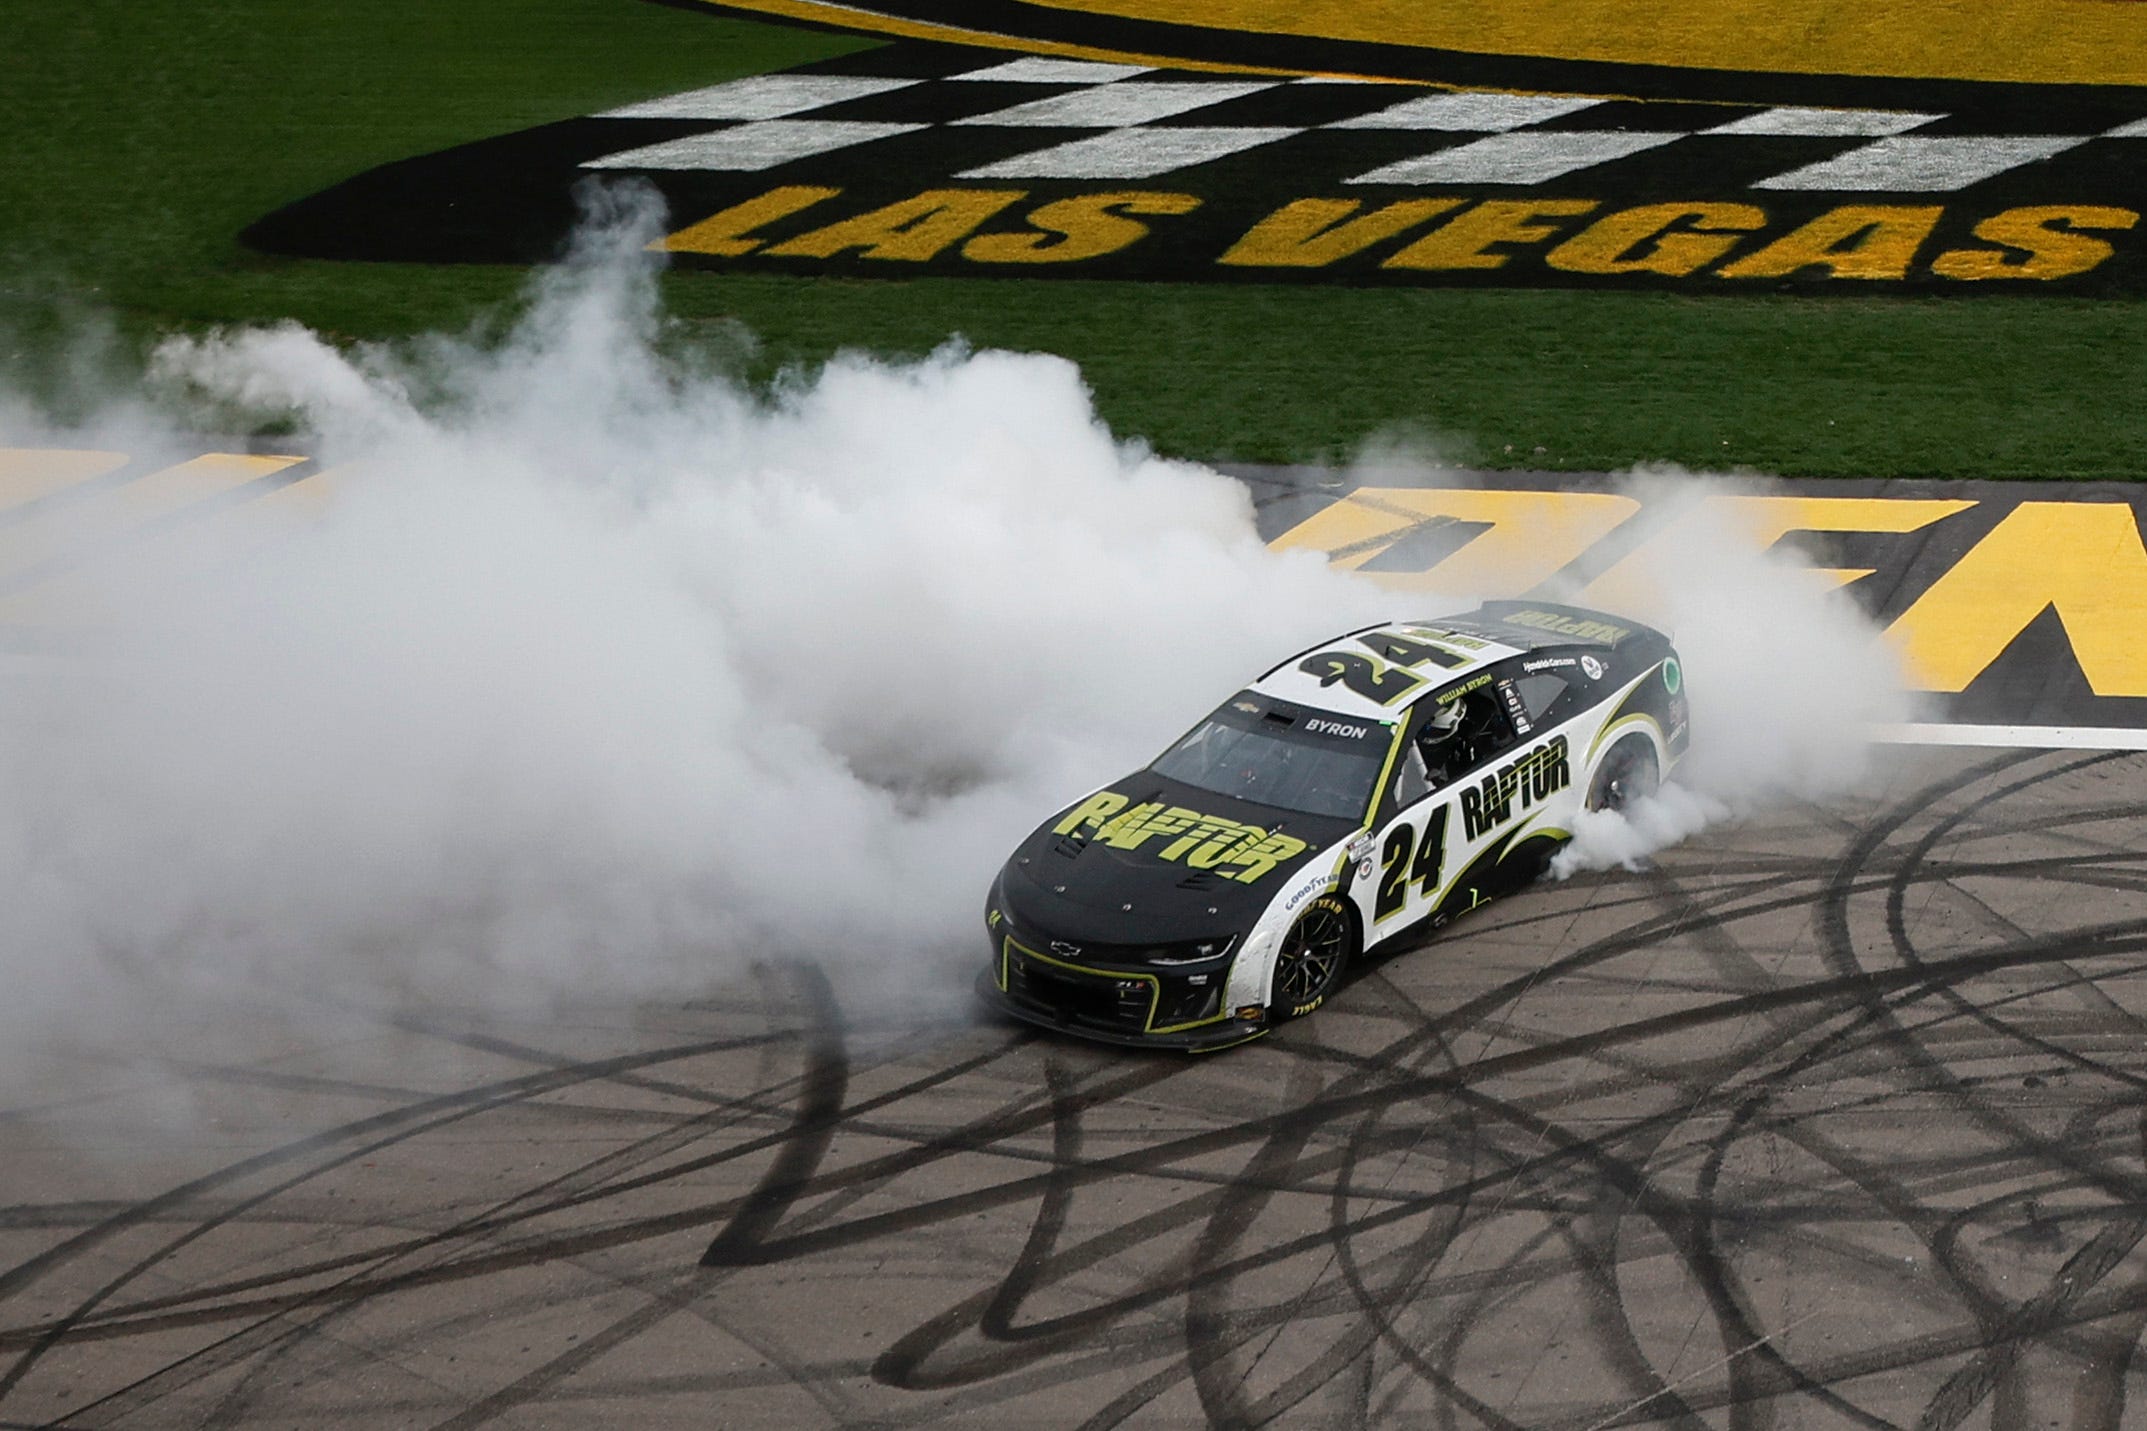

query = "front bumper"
[976,970,1268,1051]
[976,935,1266,1052]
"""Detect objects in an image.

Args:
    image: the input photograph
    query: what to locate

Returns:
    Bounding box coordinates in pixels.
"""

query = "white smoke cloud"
[1552,784,1729,876]
[1311,444,1913,878]
[0,196,1391,1084]
[1545,466,1915,874]
[0,194,1912,1087]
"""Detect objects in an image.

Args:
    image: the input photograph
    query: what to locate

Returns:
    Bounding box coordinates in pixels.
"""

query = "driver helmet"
[1423,700,1465,743]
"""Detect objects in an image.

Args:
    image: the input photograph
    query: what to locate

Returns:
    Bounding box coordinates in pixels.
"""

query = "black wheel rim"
[1593,744,1658,812]
[1274,904,1350,1005]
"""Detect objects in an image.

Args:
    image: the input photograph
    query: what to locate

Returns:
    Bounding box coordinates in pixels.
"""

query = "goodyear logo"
[245,46,2147,295]
[1054,789,1310,882]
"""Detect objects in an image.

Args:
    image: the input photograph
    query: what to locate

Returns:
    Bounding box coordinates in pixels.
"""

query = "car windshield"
[1150,699,1389,821]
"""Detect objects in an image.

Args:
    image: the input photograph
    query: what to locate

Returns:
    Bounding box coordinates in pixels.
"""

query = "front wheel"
[1587,736,1660,813]
[1270,894,1356,1020]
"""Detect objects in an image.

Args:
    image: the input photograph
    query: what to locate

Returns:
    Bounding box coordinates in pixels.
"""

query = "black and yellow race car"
[978,601,1687,1049]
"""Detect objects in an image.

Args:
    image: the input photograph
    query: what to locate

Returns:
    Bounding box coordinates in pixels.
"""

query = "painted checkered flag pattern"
[581,57,2147,191]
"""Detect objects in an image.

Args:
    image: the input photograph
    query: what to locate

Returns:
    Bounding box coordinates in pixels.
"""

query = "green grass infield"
[6,0,2144,478]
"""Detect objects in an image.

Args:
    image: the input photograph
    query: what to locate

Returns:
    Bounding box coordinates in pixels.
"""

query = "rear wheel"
[1271,894,1355,1020]
[1587,736,1660,813]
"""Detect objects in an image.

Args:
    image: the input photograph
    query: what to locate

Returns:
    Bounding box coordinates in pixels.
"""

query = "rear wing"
[1440,601,1670,652]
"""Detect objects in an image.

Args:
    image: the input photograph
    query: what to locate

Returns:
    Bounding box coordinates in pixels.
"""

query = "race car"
[978,601,1688,1050]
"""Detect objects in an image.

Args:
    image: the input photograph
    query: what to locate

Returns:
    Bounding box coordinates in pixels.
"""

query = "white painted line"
[1348,130,1680,185]
[950,80,1278,127]
[597,76,920,121]
[1704,107,1942,137]
[2101,117,2147,138]
[947,58,1152,83]
[1751,135,2086,192]
[1873,723,2147,752]
[1329,92,1601,132]
[959,125,1300,179]
[582,120,925,171]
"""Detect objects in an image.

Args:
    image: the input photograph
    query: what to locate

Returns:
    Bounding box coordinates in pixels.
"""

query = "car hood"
[995,772,1359,949]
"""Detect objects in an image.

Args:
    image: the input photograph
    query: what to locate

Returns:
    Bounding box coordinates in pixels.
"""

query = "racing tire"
[1586,736,1660,814]
[1271,893,1356,1021]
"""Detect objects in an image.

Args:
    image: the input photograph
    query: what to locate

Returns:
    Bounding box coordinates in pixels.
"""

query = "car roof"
[1248,618,1527,721]
[1249,602,1656,721]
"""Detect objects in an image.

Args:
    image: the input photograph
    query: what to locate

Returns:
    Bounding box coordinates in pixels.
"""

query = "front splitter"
[975,973,1268,1053]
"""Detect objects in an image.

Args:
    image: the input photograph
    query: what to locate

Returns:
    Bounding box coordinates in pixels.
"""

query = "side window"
[1392,741,1431,808]
[1406,680,1517,796]
[1514,673,1571,723]
[1507,651,1603,730]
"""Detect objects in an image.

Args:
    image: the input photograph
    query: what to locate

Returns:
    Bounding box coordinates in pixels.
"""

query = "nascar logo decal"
[245,43,2147,293]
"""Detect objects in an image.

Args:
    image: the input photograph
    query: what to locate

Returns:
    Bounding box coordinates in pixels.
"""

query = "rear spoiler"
[1438,600,1670,650]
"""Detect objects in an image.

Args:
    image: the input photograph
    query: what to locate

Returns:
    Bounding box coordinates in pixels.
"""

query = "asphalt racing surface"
[7,742,2146,1428]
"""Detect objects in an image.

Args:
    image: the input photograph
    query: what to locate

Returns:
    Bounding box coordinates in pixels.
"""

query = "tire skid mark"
[1919,1207,2147,1431]
[909,1008,1889,1420]
[701,967,851,1268]
[0,1030,786,1300]
[8,1018,1039,1350]
[2064,1235,2147,1430]
[11,750,2147,1425]
[1183,1051,1340,1428]
[38,966,967,1430]
[1332,1014,1501,1427]
[1689,1088,1889,1429]
[1819,756,2146,1202]
[31,980,845,1429]
[1876,759,2147,1422]
[0,1033,794,1403]
[424,965,857,1431]
[1809,750,2147,1426]
[974,1055,1087,1350]
[1431,1085,1723,1428]
[16,923,2147,1364]
[46,1051,1147,1411]
[1883,753,2147,1089]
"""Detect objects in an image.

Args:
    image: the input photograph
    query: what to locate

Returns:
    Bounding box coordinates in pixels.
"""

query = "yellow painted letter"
[1581,495,1973,610]
[1547,203,1769,277]
[963,192,1199,264]
[1930,206,2140,281]
[1273,488,1641,596]
[1383,200,1600,271]
[764,189,1026,261]
[1889,502,2147,697]
[1716,205,1944,280]
[1218,198,1462,268]
[656,187,840,257]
